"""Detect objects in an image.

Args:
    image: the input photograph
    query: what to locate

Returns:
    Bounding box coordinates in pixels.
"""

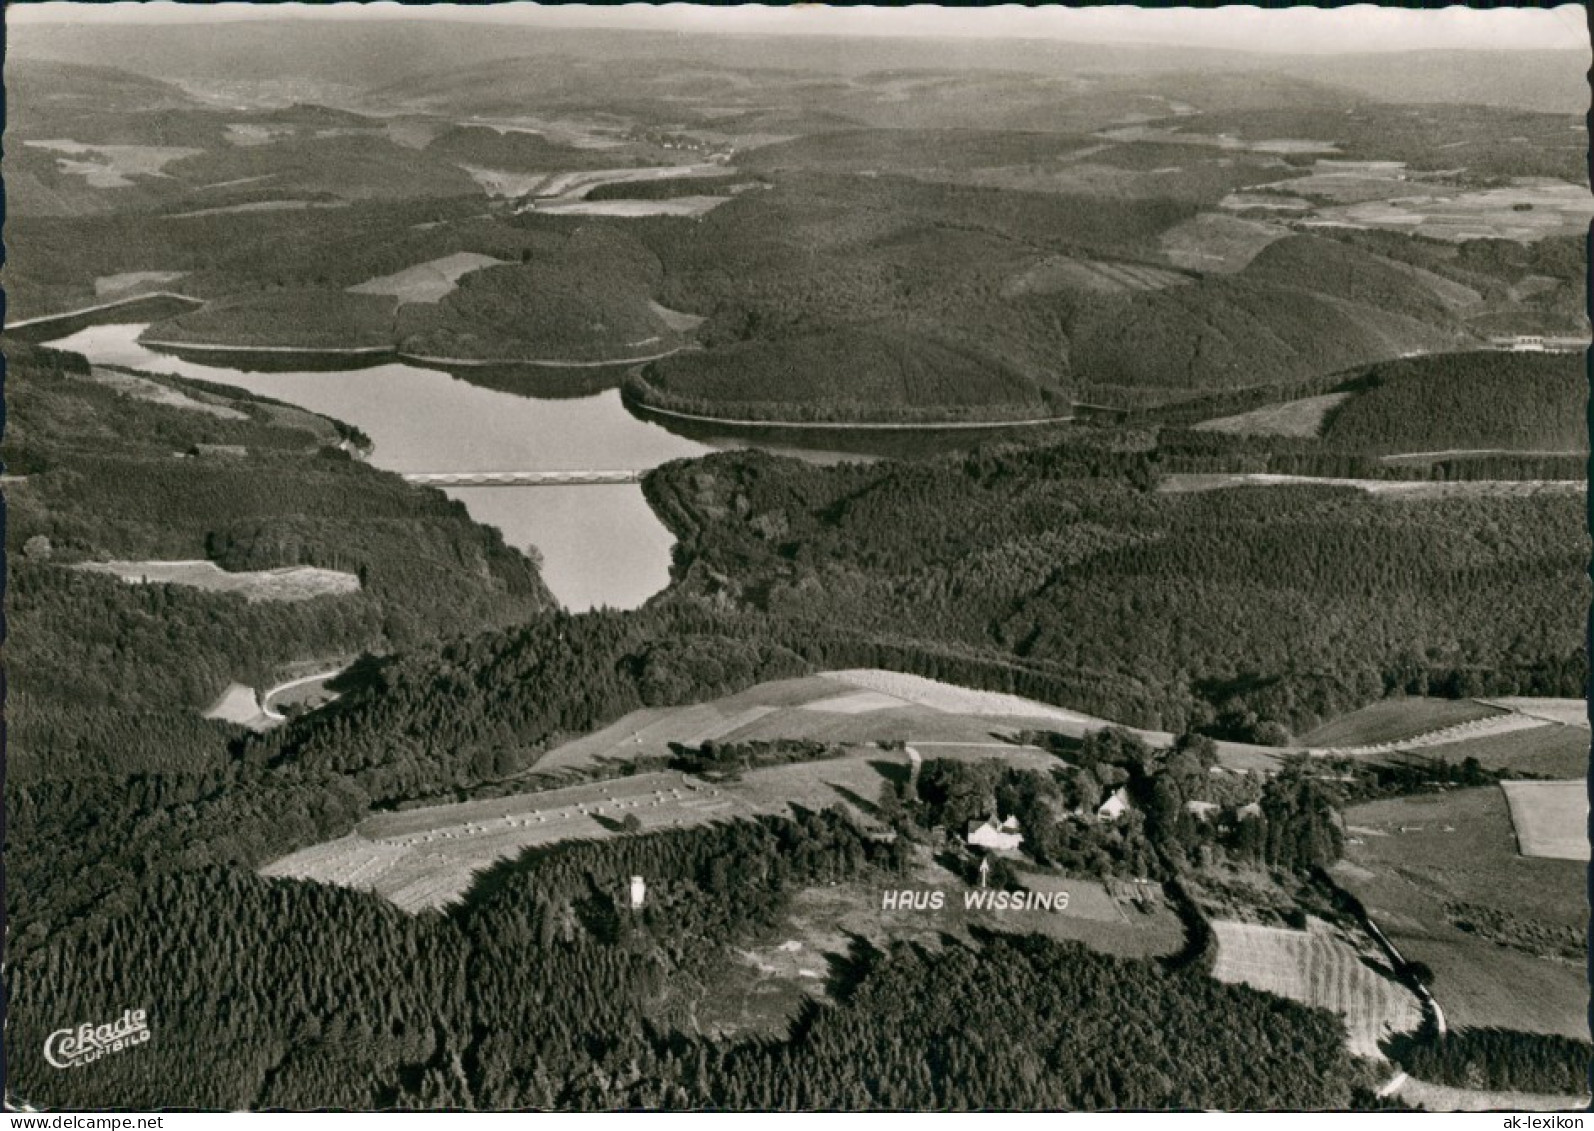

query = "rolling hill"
[631,326,1063,423]
[1319,352,1588,455]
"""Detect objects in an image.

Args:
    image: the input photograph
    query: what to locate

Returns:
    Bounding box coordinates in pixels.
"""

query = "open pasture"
[1413,721,1587,779]
[73,559,361,602]
[1306,178,1594,243]
[701,852,1183,1038]
[1500,780,1587,862]
[1336,786,1585,1039]
[1193,392,1352,438]
[1478,698,1587,728]
[94,270,188,299]
[202,682,276,732]
[24,139,202,187]
[1301,698,1506,750]
[1209,919,1423,1059]
[348,251,505,303]
[530,672,1101,780]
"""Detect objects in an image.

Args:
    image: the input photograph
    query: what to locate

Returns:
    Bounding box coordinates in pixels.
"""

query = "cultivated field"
[172,200,348,219]
[1301,698,1506,749]
[23,139,202,187]
[264,749,914,912]
[1478,697,1588,728]
[1209,918,1423,1059]
[1414,722,1587,779]
[1500,780,1588,861]
[825,669,1114,730]
[348,251,505,303]
[72,560,361,602]
[1193,392,1353,438]
[1335,786,1585,1040]
[1305,178,1594,243]
[264,770,754,910]
[530,670,1280,782]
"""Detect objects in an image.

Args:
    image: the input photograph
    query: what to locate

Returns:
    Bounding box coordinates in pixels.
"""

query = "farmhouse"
[966,815,1023,852]
[1097,787,1132,822]
[1185,799,1219,821]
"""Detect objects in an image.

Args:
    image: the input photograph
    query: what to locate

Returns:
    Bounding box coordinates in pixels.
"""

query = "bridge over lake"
[401,469,645,487]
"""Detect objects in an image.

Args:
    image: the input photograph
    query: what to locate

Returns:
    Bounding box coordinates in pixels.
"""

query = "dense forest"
[4,345,552,785]
[6,812,1362,1110]
[1385,1030,1593,1097]
[1318,351,1587,454]
[629,327,1067,423]
[644,443,1587,737]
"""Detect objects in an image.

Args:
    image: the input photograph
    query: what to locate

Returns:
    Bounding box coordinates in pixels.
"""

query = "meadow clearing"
[1500,780,1588,861]
[1209,918,1423,1060]
[1336,786,1585,1040]
[1193,392,1353,438]
[73,559,361,602]
[696,850,1186,1038]
[348,251,505,303]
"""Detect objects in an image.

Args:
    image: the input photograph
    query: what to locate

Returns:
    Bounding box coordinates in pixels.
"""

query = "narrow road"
[261,668,347,720]
[6,291,200,331]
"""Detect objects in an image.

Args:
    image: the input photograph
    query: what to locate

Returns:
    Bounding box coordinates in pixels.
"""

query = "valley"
[2,9,1588,1115]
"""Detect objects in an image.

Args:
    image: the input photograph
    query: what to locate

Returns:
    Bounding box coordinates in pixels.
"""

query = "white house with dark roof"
[966,815,1023,852]
[1096,787,1131,822]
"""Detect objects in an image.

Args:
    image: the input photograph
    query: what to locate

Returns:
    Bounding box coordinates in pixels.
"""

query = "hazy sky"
[8,1,1589,55]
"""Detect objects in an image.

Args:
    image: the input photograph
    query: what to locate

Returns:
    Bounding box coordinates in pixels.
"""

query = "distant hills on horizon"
[9,17,1589,114]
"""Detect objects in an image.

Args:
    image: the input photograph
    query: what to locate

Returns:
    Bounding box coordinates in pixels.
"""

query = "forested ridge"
[1318,351,1587,454]
[645,443,1586,737]
[4,345,552,784]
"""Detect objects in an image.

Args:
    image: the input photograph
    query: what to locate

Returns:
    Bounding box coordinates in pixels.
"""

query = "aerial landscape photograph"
[0,0,1590,1113]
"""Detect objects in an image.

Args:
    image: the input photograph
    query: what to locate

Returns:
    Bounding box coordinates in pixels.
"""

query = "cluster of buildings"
[963,786,1135,853]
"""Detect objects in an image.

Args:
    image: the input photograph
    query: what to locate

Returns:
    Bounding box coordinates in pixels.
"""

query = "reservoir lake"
[46,323,871,610]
